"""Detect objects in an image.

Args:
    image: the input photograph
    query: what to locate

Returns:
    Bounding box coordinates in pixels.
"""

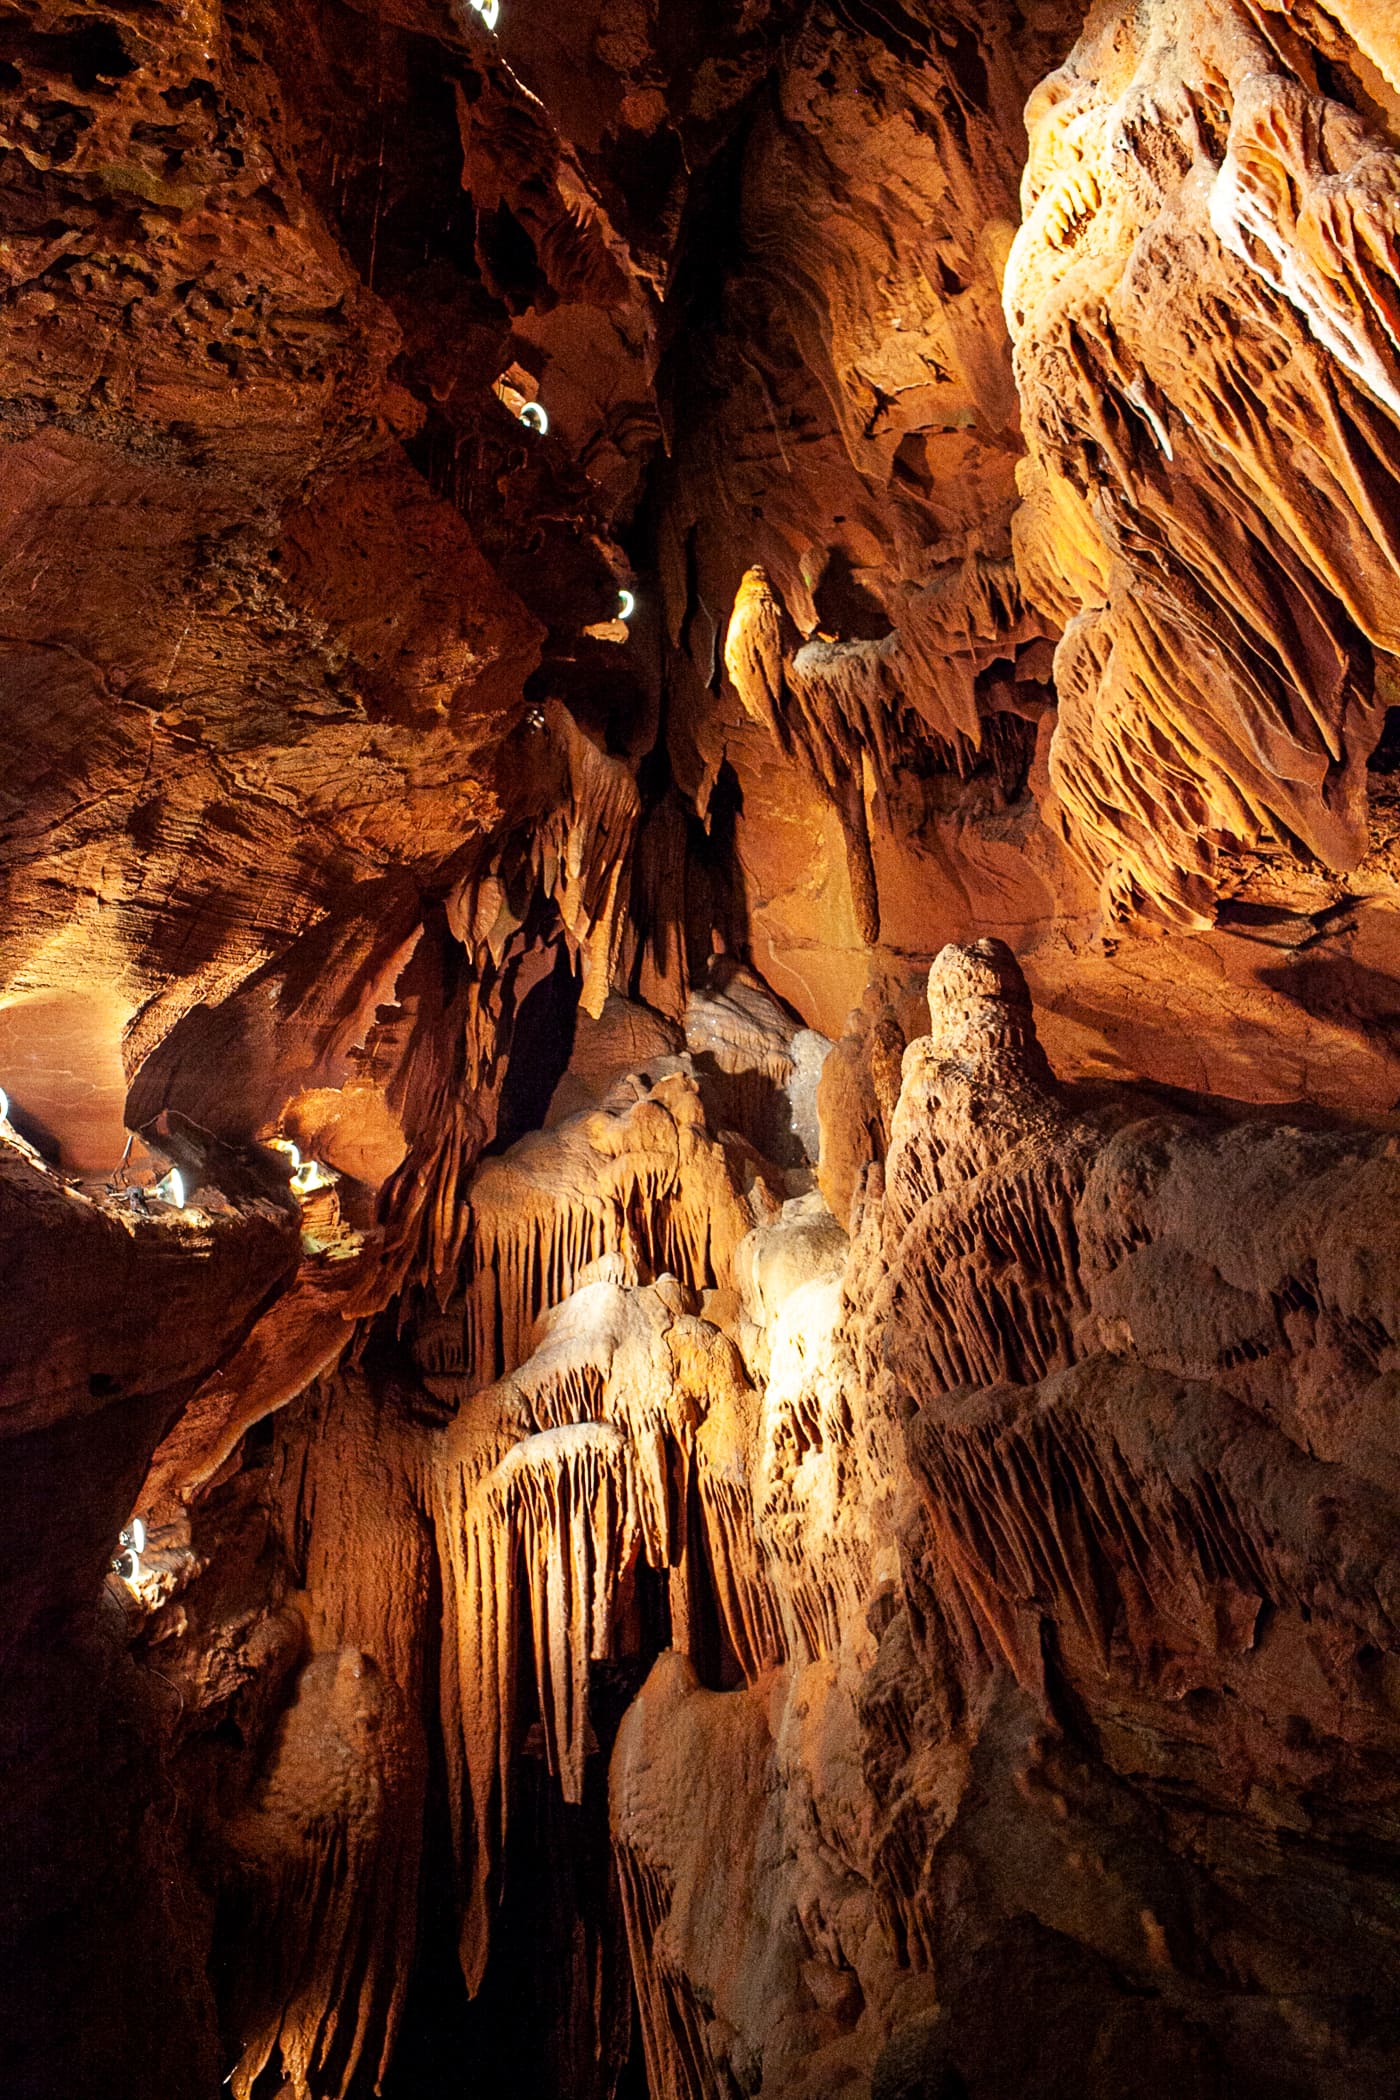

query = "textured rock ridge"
[1006,0,1400,930]
[605,942,1400,2098]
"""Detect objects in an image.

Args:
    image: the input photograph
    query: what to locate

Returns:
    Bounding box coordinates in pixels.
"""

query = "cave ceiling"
[8,0,1400,2095]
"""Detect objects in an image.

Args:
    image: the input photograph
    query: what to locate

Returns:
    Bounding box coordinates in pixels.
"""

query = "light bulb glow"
[153,1166,186,1209]
[618,589,635,621]
[268,1136,302,1171]
[519,401,548,434]
[470,0,500,25]
[291,1156,336,1198]
[0,1087,8,1123]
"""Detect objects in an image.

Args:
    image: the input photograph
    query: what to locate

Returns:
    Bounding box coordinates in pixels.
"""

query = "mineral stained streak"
[9,1,1400,2097]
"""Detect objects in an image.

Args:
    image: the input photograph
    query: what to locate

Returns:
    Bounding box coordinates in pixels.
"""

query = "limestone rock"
[11,3,1400,2096]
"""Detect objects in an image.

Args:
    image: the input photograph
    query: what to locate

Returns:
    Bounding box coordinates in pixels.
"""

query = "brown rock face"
[10,1,1400,2096]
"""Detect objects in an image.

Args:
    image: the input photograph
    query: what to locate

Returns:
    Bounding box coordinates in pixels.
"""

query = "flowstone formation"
[10,0,1400,2096]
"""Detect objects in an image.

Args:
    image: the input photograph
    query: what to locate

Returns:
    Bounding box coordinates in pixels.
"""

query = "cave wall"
[8,0,1400,2095]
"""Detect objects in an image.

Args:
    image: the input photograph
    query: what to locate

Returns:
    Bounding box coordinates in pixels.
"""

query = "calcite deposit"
[9,0,1400,2095]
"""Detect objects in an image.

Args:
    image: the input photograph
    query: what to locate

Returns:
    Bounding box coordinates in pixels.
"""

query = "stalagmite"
[223,1373,432,2100]
[611,1652,779,2100]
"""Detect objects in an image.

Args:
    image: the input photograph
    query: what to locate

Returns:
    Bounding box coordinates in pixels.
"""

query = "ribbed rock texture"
[8,0,1400,2096]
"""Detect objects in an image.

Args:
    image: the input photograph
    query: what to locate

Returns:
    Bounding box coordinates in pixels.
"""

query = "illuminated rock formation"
[1006,0,1400,933]
[609,942,1400,2097]
[9,1,1400,2096]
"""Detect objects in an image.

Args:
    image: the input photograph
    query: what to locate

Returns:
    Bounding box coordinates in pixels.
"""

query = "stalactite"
[13,0,1400,2068]
[677,1314,788,1682]
[1006,0,1400,929]
[727,1185,901,1675]
[694,1469,787,1682]
[434,1398,522,1998]
[443,1074,773,1390]
[341,929,540,1323]
[437,1408,647,1992]
[333,703,639,1329]
[722,559,1048,947]
[536,701,643,1020]
[908,1356,1400,1692]
[433,1275,790,2001]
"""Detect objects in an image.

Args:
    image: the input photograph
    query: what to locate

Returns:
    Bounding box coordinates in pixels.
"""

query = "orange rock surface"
[9,1,1400,2096]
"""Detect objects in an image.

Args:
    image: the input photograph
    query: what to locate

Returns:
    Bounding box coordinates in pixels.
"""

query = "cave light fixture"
[267,1133,336,1200]
[113,1516,146,1587]
[291,1155,336,1198]
[583,586,635,643]
[469,0,500,27]
[492,365,547,433]
[152,1165,186,1209]
[0,1084,69,1178]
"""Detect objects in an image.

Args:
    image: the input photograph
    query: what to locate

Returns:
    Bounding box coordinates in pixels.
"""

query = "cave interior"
[9,0,1400,2095]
